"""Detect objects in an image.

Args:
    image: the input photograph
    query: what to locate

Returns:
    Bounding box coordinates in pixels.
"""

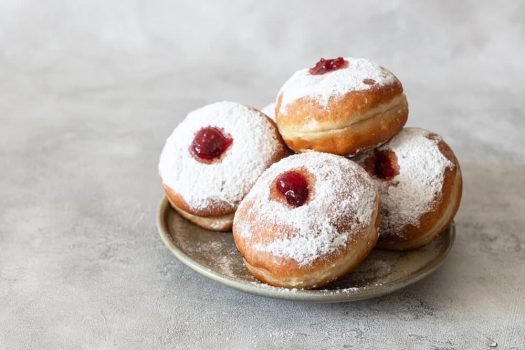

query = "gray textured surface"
[1,1,524,349]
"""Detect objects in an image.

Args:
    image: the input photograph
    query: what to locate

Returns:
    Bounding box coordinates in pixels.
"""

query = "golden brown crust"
[280,95,408,156]
[276,80,403,131]
[164,188,234,232]
[163,183,236,217]
[276,85,408,156]
[233,185,380,289]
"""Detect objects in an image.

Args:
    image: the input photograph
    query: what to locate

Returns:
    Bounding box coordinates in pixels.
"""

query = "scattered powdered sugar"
[159,101,284,211]
[248,280,375,295]
[234,152,377,266]
[277,57,398,113]
[215,255,236,277]
[370,127,454,236]
[261,102,276,121]
[250,281,299,293]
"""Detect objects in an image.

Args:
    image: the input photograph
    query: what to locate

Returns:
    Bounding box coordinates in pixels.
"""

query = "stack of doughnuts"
[159,57,462,289]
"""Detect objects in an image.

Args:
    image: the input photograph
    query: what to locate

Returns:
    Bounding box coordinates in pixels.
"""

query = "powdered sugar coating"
[277,57,398,114]
[356,128,454,238]
[234,153,378,266]
[159,101,285,212]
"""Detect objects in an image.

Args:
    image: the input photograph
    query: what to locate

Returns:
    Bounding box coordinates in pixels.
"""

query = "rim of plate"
[156,196,455,302]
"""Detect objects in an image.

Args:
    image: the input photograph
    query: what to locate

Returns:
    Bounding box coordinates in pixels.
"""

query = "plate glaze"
[157,197,455,302]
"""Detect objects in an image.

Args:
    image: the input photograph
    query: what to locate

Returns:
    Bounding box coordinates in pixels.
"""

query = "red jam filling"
[275,171,309,207]
[190,127,233,161]
[374,150,399,181]
[309,57,348,75]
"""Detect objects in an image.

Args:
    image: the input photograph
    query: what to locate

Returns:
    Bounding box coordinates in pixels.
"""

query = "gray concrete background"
[1,1,524,349]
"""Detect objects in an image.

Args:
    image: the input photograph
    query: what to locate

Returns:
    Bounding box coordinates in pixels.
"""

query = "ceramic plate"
[157,197,455,302]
